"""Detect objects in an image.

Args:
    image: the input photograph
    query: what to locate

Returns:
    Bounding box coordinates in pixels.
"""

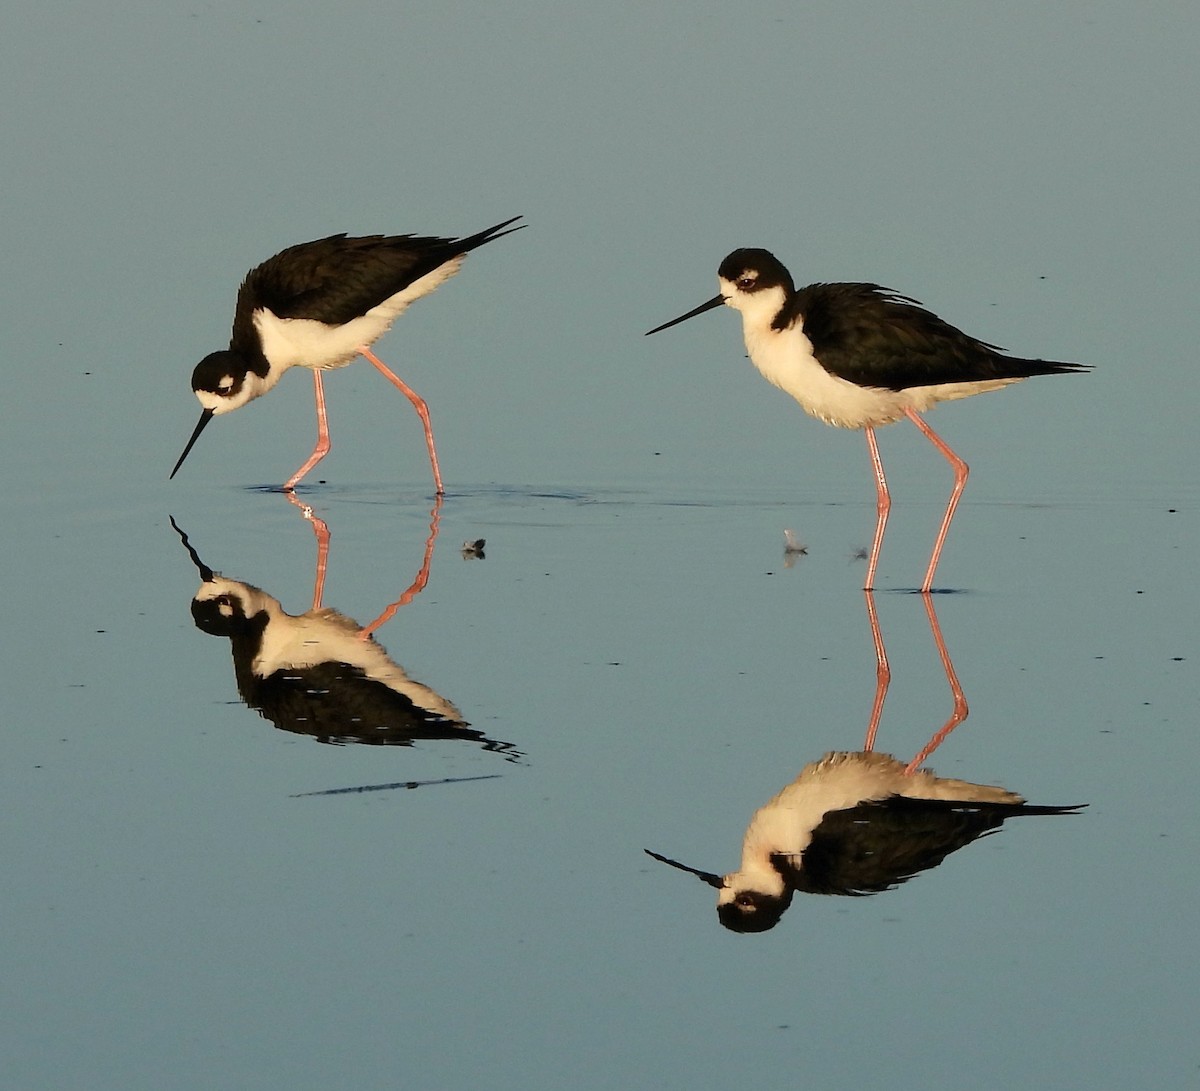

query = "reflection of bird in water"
[646,248,1089,590]
[646,590,1083,930]
[171,516,520,758]
[782,529,807,568]
[648,751,1082,932]
[191,578,467,745]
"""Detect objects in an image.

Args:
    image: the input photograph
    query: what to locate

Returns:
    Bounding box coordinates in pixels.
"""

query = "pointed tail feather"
[455,215,525,254]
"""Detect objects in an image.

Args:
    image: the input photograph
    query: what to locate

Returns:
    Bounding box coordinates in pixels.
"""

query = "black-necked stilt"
[169,516,521,757]
[647,248,1090,591]
[647,751,1084,932]
[647,589,1083,930]
[170,216,524,493]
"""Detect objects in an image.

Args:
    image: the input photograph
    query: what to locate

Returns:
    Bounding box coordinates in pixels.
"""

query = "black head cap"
[717,249,795,294]
[191,350,245,398]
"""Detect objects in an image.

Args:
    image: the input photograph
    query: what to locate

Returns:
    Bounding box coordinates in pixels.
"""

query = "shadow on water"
[646,590,1086,932]
[290,774,502,798]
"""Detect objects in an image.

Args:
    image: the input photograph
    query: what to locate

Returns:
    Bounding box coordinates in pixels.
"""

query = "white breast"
[253,255,466,374]
[252,602,465,722]
[745,322,913,428]
[745,321,1020,429]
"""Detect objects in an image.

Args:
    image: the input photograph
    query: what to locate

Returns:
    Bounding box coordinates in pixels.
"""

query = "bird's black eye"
[736,276,756,290]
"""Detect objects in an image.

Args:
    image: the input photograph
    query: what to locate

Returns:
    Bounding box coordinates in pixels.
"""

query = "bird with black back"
[647,248,1089,591]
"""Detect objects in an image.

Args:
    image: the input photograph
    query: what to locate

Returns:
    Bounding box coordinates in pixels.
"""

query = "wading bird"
[171,217,524,493]
[647,248,1088,590]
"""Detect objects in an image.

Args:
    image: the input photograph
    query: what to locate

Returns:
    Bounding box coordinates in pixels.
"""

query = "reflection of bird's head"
[714,860,793,933]
[190,578,272,638]
[645,849,795,933]
[716,886,792,933]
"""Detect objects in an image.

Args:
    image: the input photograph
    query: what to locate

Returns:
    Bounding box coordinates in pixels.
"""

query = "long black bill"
[170,408,214,480]
[645,294,725,336]
[644,849,724,888]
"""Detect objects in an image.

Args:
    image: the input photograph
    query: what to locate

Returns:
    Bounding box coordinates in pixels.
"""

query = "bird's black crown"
[191,350,244,397]
[718,248,795,294]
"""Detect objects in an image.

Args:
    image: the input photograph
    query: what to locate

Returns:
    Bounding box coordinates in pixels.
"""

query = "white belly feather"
[253,256,465,374]
[744,323,1019,430]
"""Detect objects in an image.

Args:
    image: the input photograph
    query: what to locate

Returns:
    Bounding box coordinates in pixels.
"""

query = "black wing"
[249,661,472,745]
[784,282,1089,389]
[236,217,523,327]
[246,663,522,757]
[190,589,521,755]
[783,795,1084,897]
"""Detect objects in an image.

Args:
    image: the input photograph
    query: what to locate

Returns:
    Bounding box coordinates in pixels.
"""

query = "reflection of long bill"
[169,516,214,581]
[643,849,723,888]
[170,408,215,479]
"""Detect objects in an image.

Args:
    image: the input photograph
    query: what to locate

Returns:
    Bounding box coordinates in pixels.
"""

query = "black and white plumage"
[646,751,1083,933]
[647,248,1090,591]
[172,520,520,757]
[170,216,524,493]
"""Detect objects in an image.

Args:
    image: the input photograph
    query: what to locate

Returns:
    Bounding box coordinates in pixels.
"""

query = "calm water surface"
[3,477,1194,1088]
[3,1,1198,1087]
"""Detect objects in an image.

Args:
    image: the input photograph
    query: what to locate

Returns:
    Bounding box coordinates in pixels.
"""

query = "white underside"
[745,321,1019,429]
[252,256,465,377]
[721,750,1022,898]
[197,579,465,722]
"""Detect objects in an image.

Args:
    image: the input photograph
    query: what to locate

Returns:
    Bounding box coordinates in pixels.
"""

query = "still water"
[4,1,1198,1087]
[3,476,1194,1088]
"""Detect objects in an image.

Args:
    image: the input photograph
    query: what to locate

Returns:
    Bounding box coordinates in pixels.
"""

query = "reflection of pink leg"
[904,592,969,773]
[284,371,332,492]
[864,427,890,591]
[862,589,890,751]
[359,347,445,496]
[285,492,331,610]
[905,408,968,593]
[358,498,444,640]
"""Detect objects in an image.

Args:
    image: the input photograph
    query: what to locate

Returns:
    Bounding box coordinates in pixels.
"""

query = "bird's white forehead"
[195,372,265,414]
[195,383,243,414]
[193,578,242,615]
[719,277,784,322]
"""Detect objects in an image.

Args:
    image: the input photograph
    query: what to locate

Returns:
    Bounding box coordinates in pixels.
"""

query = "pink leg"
[358,347,445,496]
[905,408,968,593]
[284,492,331,610]
[861,589,891,752]
[864,427,891,591]
[904,593,970,774]
[358,498,443,640]
[283,370,332,492]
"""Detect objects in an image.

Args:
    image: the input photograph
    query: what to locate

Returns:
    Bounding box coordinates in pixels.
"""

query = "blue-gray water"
[3,3,1197,1088]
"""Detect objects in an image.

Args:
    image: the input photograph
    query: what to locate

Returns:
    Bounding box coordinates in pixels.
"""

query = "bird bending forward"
[171,216,524,493]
